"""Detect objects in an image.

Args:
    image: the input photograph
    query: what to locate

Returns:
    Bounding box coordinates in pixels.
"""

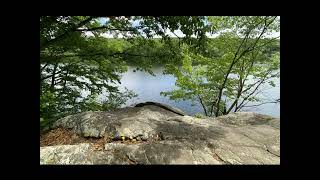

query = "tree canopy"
[40,16,211,129]
[40,16,280,131]
[161,16,280,117]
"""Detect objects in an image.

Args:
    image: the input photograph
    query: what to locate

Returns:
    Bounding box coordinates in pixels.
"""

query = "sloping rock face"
[40,102,280,165]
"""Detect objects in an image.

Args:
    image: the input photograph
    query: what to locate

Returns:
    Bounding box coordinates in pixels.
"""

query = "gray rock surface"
[41,102,280,165]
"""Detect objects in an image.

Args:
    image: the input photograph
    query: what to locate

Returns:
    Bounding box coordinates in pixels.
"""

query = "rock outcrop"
[40,102,280,165]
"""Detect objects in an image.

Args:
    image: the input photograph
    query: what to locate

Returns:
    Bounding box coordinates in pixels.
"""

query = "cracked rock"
[40,102,280,165]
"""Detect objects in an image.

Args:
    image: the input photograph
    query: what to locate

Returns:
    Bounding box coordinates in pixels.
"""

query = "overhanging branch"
[242,101,278,108]
[41,16,95,50]
[75,26,137,32]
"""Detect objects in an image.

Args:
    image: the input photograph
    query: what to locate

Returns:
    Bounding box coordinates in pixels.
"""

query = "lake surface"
[117,66,280,118]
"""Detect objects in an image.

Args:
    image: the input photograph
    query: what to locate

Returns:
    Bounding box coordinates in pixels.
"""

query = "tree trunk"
[197,94,208,116]
[62,69,69,94]
[50,63,58,92]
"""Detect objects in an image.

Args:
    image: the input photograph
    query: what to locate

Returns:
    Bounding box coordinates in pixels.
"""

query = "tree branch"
[242,101,278,108]
[235,70,275,111]
[41,70,63,81]
[226,50,262,113]
[172,31,182,47]
[212,21,259,117]
[75,26,137,32]
[40,63,49,73]
[213,17,278,116]
[41,16,95,50]
[197,94,208,116]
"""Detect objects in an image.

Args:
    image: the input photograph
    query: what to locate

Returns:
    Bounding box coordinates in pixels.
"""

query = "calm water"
[117,66,280,118]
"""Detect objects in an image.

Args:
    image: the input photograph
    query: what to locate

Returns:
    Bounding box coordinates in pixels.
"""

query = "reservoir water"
[117,66,280,118]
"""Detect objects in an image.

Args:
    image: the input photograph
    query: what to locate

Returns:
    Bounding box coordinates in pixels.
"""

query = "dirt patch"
[40,128,101,147]
[40,127,149,151]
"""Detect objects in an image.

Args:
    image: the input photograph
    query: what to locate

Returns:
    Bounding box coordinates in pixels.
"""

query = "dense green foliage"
[161,16,280,117]
[40,16,210,129]
[40,16,280,131]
